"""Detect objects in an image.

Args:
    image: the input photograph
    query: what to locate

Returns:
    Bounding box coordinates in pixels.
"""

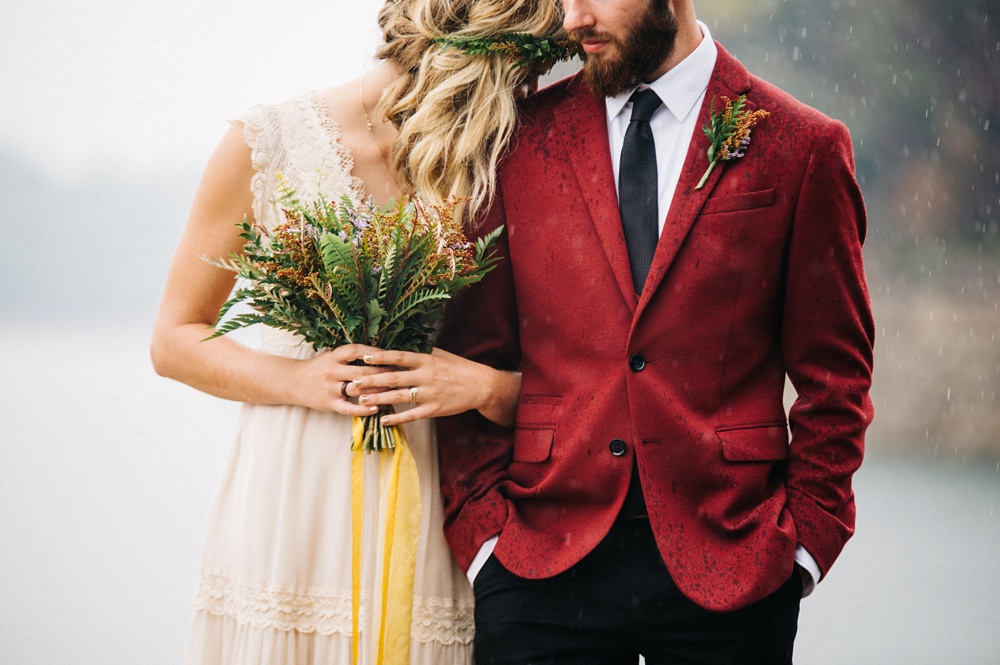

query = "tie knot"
[628,88,662,123]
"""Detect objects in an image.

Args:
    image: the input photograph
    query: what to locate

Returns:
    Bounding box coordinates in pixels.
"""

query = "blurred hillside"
[0,150,197,321]
[699,0,1000,456]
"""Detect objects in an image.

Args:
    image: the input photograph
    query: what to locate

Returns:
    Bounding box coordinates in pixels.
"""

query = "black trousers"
[473,517,801,665]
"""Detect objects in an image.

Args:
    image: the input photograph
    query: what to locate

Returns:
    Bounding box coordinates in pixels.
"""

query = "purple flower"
[346,207,371,230]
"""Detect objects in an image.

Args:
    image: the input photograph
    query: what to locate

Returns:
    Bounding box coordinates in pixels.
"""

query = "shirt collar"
[606,21,718,124]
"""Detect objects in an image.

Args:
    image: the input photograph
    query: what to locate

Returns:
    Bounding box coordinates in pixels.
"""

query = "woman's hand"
[289,344,396,417]
[348,348,521,428]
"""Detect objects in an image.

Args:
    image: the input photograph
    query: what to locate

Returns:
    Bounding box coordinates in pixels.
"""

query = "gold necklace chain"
[360,71,406,196]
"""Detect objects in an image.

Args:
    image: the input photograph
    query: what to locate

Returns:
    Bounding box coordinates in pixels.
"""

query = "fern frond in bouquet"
[204,183,503,451]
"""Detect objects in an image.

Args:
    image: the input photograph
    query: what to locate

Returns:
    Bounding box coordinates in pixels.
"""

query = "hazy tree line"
[703,0,999,455]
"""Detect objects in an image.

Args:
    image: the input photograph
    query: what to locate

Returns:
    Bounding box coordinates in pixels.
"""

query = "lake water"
[1,323,998,664]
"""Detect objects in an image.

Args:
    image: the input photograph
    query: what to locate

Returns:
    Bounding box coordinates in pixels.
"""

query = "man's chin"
[583,62,637,97]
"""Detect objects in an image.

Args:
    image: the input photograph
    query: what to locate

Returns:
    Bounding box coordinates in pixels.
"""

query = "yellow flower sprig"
[695,94,770,190]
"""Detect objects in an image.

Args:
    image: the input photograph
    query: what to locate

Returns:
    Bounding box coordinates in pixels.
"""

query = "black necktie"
[618,88,662,294]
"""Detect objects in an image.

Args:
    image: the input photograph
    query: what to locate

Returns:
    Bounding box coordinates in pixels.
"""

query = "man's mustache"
[569,29,619,49]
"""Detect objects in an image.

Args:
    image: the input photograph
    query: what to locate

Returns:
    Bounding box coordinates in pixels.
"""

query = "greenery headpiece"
[433,33,582,69]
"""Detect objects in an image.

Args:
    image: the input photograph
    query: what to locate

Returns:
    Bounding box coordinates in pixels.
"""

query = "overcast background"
[2,1,999,663]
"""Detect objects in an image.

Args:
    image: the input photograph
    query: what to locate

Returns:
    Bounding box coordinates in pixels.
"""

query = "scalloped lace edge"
[192,573,475,645]
[307,89,367,204]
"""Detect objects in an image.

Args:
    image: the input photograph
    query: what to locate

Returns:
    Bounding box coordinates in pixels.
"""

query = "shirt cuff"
[795,544,821,598]
[466,535,499,586]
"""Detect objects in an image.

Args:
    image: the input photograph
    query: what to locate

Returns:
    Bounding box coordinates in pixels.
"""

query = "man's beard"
[573,0,679,97]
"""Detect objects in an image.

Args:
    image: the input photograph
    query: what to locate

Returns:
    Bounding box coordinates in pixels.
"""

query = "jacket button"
[628,353,646,372]
[609,439,627,456]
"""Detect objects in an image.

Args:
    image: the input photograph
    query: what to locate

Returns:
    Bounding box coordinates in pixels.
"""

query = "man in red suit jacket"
[437,0,874,662]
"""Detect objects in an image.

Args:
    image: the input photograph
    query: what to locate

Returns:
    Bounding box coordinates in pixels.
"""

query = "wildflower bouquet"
[205,185,503,451]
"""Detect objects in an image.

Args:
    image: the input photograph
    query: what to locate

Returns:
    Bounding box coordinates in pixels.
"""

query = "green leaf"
[366,298,388,337]
[319,233,355,273]
[383,289,451,330]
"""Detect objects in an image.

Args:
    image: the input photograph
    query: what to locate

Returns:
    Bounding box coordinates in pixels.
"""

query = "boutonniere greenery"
[695,94,770,190]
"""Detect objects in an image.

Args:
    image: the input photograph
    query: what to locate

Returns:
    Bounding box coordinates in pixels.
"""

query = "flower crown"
[433,33,582,69]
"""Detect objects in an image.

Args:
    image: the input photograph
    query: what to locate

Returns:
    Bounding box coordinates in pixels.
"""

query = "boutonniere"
[695,94,770,190]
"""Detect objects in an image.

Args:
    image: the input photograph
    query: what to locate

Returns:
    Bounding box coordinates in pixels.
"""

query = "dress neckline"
[305,89,369,204]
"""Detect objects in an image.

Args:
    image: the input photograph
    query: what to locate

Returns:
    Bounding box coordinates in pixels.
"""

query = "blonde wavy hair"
[376,0,566,225]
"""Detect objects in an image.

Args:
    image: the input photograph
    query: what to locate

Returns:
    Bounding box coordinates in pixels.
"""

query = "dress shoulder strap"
[233,92,366,230]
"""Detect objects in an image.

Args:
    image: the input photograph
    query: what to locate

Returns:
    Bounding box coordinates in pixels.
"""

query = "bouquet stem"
[356,406,398,452]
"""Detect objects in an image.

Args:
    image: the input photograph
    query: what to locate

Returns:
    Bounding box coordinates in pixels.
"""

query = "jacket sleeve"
[781,118,875,577]
[435,195,521,571]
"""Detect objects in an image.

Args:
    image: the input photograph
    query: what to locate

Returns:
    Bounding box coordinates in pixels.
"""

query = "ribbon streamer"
[351,417,422,665]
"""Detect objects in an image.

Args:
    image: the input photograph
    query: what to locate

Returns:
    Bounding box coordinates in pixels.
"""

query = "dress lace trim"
[237,108,270,226]
[234,91,368,233]
[308,90,368,204]
[193,572,475,645]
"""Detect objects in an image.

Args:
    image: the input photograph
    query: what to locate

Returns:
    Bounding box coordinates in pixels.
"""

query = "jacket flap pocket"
[513,427,554,463]
[515,399,560,428]
[701,188,777,215]
[717,424,789,461]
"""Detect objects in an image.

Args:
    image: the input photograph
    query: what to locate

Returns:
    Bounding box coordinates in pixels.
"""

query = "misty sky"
[0,0,383,179]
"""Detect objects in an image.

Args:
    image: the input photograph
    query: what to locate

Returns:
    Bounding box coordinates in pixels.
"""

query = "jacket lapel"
[554,75,637,312]
[635,45,752,319]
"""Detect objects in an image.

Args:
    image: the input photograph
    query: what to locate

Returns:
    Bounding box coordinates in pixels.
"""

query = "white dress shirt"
[468,22,821,598]
[606,21,717,234]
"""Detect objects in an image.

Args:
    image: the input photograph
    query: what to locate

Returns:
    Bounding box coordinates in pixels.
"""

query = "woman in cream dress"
[150,1,567,663]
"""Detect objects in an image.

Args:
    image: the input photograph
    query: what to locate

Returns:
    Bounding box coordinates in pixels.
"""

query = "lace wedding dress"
[184,91,475,665]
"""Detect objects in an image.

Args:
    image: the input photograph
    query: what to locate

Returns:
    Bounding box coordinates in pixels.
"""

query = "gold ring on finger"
[409,386,418,404]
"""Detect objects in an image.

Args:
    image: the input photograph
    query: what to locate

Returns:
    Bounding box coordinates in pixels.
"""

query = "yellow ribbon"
[351,416,422,665]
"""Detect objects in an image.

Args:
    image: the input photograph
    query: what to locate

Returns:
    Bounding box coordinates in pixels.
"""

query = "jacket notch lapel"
[635,46,752,319]
[554,76,637,312]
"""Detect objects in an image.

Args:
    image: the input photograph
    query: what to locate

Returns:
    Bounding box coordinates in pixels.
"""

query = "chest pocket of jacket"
[512,399,561,463]
[701,187,777,216]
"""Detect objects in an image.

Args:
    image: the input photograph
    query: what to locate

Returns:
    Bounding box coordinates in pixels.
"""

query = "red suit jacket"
[437,45,875,612]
